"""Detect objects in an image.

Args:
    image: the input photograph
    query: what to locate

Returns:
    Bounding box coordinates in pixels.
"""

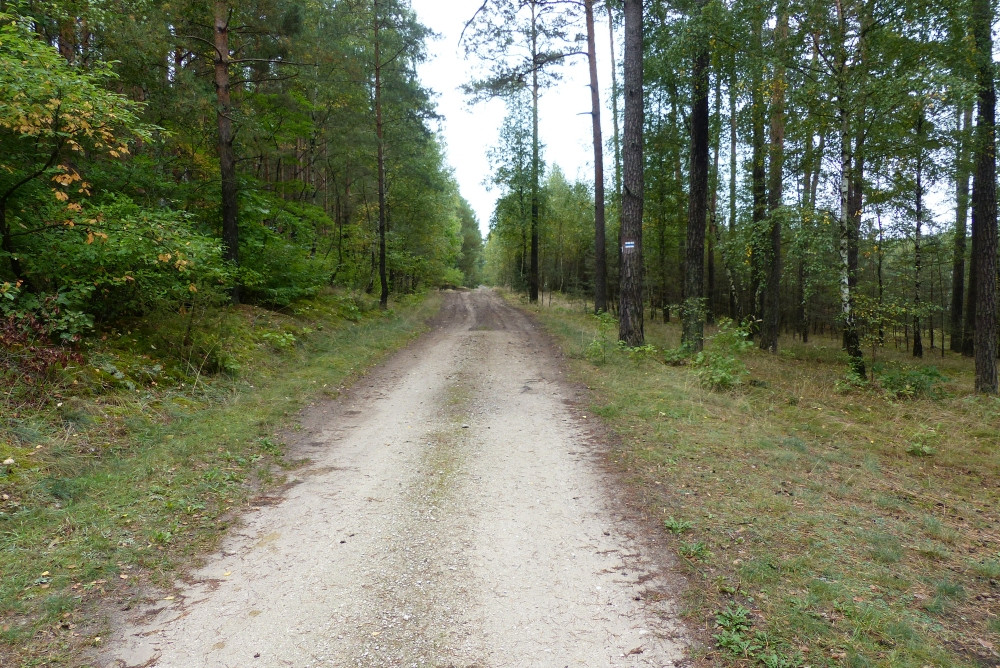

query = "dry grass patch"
[531,297,1000,668]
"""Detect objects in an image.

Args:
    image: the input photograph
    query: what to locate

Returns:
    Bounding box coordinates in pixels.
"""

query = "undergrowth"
[0,288,440,665]
[531,295,1000,668]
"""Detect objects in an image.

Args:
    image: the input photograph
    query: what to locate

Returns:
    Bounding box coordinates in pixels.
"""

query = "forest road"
[99,288,689,668]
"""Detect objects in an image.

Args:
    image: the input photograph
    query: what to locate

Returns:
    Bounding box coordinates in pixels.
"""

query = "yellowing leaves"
[156,252,192,272]
[52,169,82,186]
[85,230,108,245]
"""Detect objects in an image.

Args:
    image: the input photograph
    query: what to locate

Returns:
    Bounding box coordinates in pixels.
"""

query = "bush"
[618,340,657,364]
[690,318,753,391]
[584,312,618,365]
[691,351,748,391]
[0,309,80,405]
[874,363,946,399]
[17,196,230,322]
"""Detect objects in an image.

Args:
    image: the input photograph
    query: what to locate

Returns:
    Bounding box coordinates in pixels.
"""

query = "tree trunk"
[728,62,739,319]
[972,0,998,392]
[707,73,721,325]
[585,0,607,314]
[951,104,972,352]
[59,15,75,64]
[845,130,866,374]
[759,5,787,353]
[912,107,924,358]
[838,102,860,374]
[682,0,709,352]
[374,0,389,310]
[749,20,767,333]
[607,0,622,307]
[618,0,644,346]
[833,14,864,375]
[529,2,541,303]
[214,1,240,304]
[876,209,886,345]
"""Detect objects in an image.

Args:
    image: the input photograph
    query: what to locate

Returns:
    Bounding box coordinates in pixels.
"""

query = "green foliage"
[0,0,467,330]
[26,197,228,320]
[0,281,93,343]
[584,311,618,365]
[661,346,692,366]
[905,424,940,457]
[617,340,657,363]
[663,516,693,534]
[690,318,753,391]
[692,351,748,390]
[0,14,149,161]
[834,369,870,394]
[875,363,947,399]
[712,318,756,355]
[714,605,804,667]
[679,540,711,561]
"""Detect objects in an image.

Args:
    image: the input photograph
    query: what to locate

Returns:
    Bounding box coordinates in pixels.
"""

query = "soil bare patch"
[97,289,689,667]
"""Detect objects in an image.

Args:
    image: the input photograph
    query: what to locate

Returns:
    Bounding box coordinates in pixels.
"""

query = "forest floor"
[533,293,1000,668]
[93,288,691,667]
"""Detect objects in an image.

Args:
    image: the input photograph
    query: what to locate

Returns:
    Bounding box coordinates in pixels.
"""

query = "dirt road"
[100,289,688,667]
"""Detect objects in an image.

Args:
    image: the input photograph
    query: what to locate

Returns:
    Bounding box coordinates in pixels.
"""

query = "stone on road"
[100,288,688,667]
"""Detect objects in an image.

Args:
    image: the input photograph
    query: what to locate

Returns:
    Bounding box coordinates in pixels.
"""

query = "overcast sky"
[408,0,615,236]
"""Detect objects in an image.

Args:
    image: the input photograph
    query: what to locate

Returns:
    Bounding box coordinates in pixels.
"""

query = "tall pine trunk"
[971,0,998,392]
[912,107,925,357]
[529,2,540,303]
[607,0,622,309]
[214,1,240,304]
[585,0,607,314]
[749,19,767,333]
[374,0,389,310]
[728,62,739,319]
[834,1,864,377]
[682,0,709,351]
[759,5,788,353]
[618,0,644,345]
[707,74,721,325]
[951,104,972,352]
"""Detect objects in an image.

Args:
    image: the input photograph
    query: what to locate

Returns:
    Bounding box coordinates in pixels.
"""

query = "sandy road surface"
[99,289,688,668]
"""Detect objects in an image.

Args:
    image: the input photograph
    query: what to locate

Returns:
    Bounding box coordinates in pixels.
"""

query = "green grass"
[0,289,441,665]
[527,295,1000,668]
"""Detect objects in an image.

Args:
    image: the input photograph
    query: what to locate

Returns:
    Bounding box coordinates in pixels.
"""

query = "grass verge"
[0,289,441,666]
[528,295,1000,668]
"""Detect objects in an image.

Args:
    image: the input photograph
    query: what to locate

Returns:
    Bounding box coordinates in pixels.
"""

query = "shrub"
[874,363,946,399]
[584,312,618,365]
[0,309,81,404]
[691,350,748,391]
[690,318,753,391]
[17,196,230,322]
[618,340,657,364]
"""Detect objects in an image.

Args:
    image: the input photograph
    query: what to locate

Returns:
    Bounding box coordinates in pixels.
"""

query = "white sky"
[409,0,614,236]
